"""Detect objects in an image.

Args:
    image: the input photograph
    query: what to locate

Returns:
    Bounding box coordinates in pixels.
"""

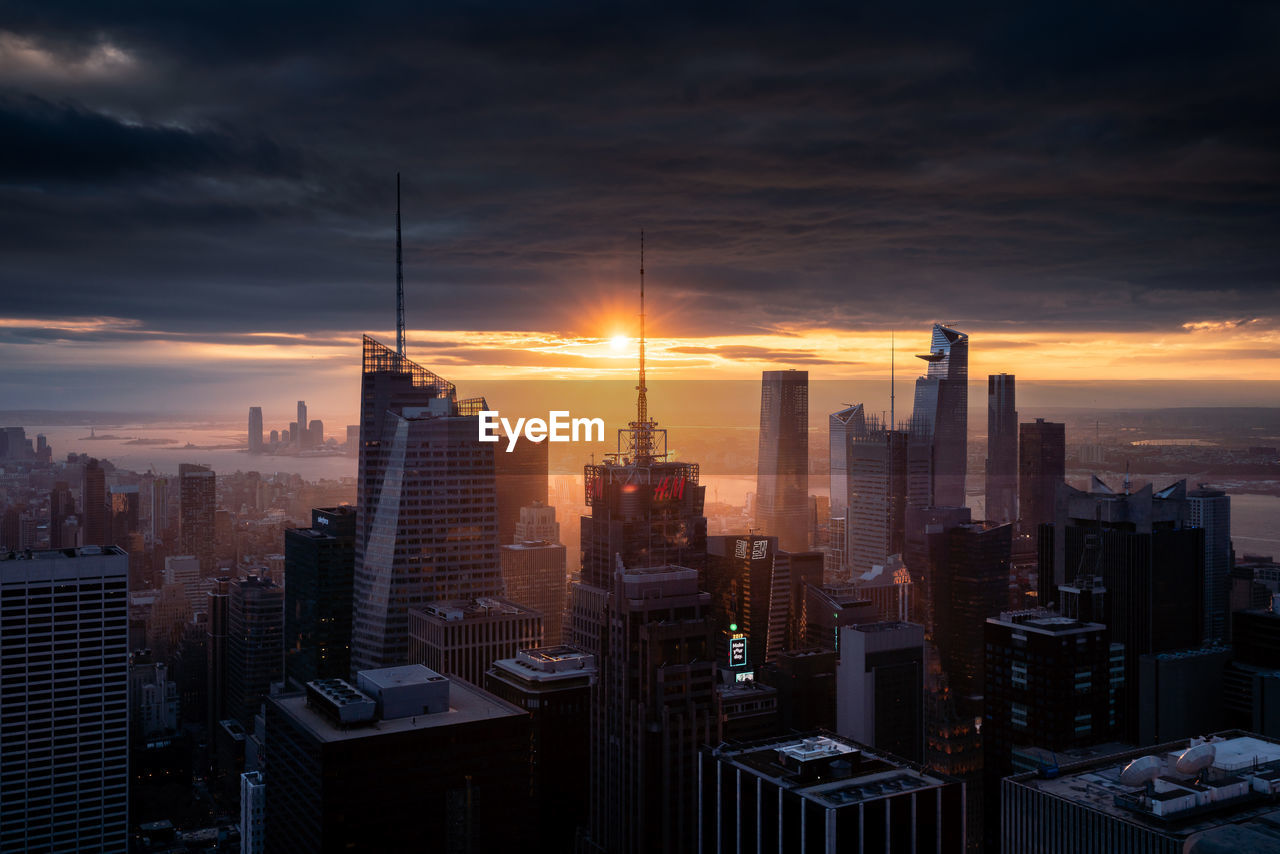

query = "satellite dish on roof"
[1119,755,1163,787]
[1175,743,1216,775]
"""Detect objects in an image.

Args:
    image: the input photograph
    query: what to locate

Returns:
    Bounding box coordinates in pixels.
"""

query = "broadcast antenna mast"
[890,329,896,428]
[633,229,653,460]
[395,173,406,358]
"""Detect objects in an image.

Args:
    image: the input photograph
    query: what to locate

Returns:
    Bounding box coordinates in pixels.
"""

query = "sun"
[610,334,629,353]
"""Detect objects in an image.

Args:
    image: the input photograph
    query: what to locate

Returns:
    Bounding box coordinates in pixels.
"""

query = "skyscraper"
[248,406,264,454]
[499,539,567,645]
[705,533,784,670]
[755,370,809,551]
[179,462,216,573]
[985,373,1017,523]
[82,456,107,545]
[226,574,284,727]
[908,324,968,508]
[1018,418,1064,533]
[284,507,356,689]
[828,402,866,518]
[495,435,548,545]
[350,336,501,672]
[847,415,910,575]
[296,400,308,448]
[513,500,560,543]
[48,480,75,549]
[0,546,130,852]
[1189,485,1231,643]
[591,565,715,854]
[836,621,926,763]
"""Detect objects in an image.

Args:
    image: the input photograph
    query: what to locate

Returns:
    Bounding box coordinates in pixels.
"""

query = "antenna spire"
[634,229,652,458]
[890,329,895,428]
[395,173,406,358]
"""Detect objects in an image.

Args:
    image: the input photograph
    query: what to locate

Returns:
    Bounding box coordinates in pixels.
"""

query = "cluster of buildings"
[246,402,350,456]
[3,300,1279,853]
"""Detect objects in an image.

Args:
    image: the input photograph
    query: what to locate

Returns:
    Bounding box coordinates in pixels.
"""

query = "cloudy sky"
[2,1,1277,419]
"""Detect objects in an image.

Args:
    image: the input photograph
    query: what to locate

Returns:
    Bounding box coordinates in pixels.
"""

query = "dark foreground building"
[700,732,965,853]
[265,664,530,853]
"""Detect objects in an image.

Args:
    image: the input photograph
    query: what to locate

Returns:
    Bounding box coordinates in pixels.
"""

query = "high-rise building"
[513,500,560,543]
[248,406,264,454]
[206,576,231,746]
[930,520,1012,712]
[1189,485,1231,643]
[590,565,715,854]
[700,733,966,854]
[344,424,358,456]
[179,463,217,574]
[836,621,925,763]
[307,419,323,447]
[499,539,567,645]
[296,400,308,448]
[82,456,108,545]
[351,336,501,673]
[48,480,75,549]
[847,415,910,575]
[755,370,809,551]
[240,770,266,854]
[984,608,1124,842]
[985,373,1017,523]
[0,546,129,852]
[829,402,866,518]
[1017,418,1064,533]
[1001,731,1280,853]
[1039,478,1203,738]
[264,665,530,853]
[284,507,356,689]
[495,435,548,546]
[226,575,283,728]
[1138,645,1232,745]
[150,476,170,541]
[485,646,596,852]
[1225,607,1280,736]
[109,484,139,546]
[407,597,542,687]
[908,324,968,508]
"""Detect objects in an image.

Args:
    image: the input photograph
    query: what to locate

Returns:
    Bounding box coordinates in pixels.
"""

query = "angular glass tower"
[828,402,866,518]
[350,336,501,673]
[908,323,968,508]
[755,370,810,552]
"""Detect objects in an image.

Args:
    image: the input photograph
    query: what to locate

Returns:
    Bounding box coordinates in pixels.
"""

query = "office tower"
[179,463,217,573]
[269,429,279,446]
[985,374,1017,523]
[164,554,206,615]
[1039,478,1203,738]
[82,456,108,545]
[296,400,308,448]
[109,484,139,545]
[588,566,714,854]
[1189,485,1231,643]
[0,546,129,852]
[983,609,1123,824]
[308,419,323,447]
[264,665,530,853]
[407,597,542,686]
[908,324,969,508]
[499,539,567,644]
[847,415,910,575]
[241,771,266,854]
[904,504,972,633]
[829,402,866,518]
[930,521,1012,712]
[248,406,264,454]
[755,370,809,552]
[836,621,925,763]
[485,647,596,852]
[351,336,501,673]
[800,582,879,650]
[495,434,548,545]
[1017,418,1064,533]
[344,424,358,456]
[206,577,231,748]
[0,505,18,550]
[129,651,180,741]
[1001,731,1280,853]
[706,533,778,669]
[758,648,838,731]
[283,507,355,689]
[1225,608,1280,736]
[1138,646,1232,745]
[150,477,170,541]
[48,480,75,549]
[513,500,560,542]
[700,733,966,854]
[714,676,779,742]
[226,575,284,727]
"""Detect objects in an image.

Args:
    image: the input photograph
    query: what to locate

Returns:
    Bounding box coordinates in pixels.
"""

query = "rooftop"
[416,597,539,622]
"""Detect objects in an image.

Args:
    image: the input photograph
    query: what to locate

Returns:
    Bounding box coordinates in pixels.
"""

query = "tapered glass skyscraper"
[908,324,968,508]
[755,370,809,552]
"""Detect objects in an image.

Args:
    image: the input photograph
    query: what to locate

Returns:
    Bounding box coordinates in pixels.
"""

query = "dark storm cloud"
[0,0,1277,338]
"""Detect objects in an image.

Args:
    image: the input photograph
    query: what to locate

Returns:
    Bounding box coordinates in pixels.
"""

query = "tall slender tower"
[755,370,810,551]
[985,373,1017,523]
[907,323,968,508]
[395,172,406,358]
